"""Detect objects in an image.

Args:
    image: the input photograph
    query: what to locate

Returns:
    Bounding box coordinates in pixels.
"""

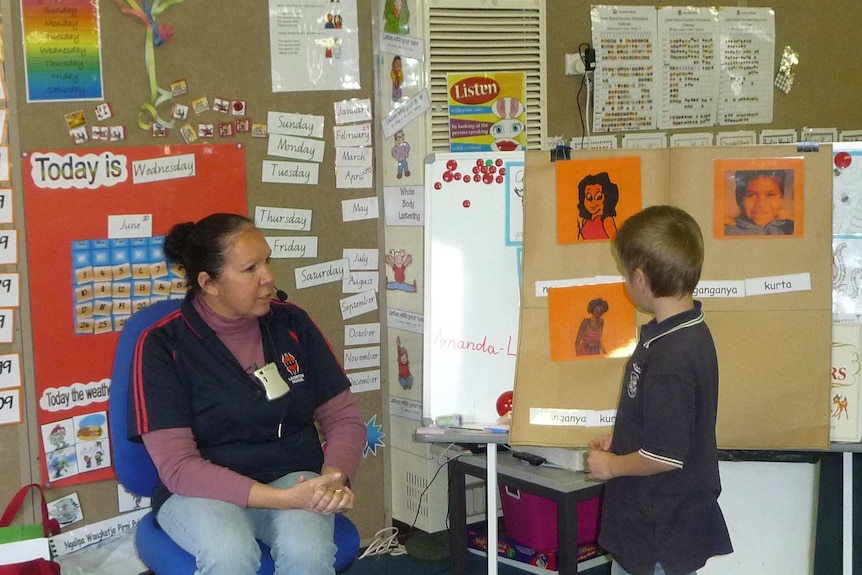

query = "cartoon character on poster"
[391,56,404,101]
[384,0,409,34]
[395,336,413,390]
[576,173,619,240]
[386,248,416,292]
[48,446,78,480]
[392,130,411,179]
[489,97,526,152]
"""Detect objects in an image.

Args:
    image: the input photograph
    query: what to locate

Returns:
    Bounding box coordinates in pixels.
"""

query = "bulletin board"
[22,143,247,487]
[4,0,383,538]
[510,146,832,450]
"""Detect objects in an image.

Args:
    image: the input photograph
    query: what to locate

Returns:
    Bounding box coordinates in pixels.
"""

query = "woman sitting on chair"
[129,213,366,575]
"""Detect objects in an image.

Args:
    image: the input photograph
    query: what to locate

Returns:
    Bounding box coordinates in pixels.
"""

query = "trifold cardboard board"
[510,146,832,450]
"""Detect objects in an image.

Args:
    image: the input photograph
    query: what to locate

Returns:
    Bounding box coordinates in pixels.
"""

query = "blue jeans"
[612,561,696,575]
[157,471,336,575]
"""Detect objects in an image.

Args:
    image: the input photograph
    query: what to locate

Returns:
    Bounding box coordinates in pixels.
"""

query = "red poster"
[23,144,247,487]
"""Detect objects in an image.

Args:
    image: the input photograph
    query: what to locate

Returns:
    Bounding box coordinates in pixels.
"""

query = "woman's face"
[742,176,783,226]
[584,183,605,218]
[201,228,275,319]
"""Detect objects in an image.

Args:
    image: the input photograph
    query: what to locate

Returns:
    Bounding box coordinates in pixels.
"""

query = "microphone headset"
[273,287,288,302]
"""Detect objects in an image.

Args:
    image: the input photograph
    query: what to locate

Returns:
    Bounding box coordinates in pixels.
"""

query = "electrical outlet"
[565,53,586,76]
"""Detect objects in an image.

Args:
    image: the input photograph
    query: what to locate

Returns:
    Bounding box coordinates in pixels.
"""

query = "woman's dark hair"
[577,172,619,220]
[163,213,255,294]
[734,170,786,208]
[587,297,609,315]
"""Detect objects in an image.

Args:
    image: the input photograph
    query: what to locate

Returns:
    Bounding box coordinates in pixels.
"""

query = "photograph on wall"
[547,282,636,362]
[713,157,804,238]
[23,143,247,486]
[446,71,527,153]
[555,156,643,244]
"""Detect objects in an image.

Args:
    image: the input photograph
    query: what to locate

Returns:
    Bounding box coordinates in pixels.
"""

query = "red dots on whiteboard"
[462,199,471,208]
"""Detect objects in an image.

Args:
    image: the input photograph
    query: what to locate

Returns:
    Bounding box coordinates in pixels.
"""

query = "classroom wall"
[0,0,387,540]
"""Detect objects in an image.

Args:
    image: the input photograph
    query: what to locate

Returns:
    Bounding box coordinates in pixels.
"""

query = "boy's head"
[614,205,703,298]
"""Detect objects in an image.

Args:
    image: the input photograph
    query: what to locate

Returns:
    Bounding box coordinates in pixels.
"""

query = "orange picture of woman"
[575,298,609,355]
[548,283,636,362]
[556,156,642,244]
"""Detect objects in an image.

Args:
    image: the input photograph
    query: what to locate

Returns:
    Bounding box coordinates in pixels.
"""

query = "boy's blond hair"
[614,205,703,298]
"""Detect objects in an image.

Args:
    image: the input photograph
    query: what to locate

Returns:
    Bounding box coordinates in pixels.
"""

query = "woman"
[575,297,609,356]
[577,172,620,240]
[129,213,366,575]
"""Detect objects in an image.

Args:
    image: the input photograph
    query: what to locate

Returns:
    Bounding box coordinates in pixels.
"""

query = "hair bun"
[163,221,195,264]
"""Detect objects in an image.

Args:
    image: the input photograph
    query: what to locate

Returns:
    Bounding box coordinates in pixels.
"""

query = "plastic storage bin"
[499,486,601,551]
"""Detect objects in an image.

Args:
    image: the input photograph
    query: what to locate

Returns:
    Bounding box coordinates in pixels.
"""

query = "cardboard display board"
[511,146,832,450]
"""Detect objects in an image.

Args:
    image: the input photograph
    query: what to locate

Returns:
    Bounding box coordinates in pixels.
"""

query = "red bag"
[0,485,62,575]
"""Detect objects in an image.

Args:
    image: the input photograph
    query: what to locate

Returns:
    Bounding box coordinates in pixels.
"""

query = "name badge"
[253,362,290,401]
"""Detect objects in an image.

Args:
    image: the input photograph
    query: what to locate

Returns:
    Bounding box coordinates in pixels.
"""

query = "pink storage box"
[499,486,601,551]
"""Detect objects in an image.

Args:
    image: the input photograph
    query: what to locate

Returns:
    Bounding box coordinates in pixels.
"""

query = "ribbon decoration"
[116,0,188,130]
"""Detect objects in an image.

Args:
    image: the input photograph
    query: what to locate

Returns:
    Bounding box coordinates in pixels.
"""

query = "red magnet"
[447,159,458,171]
[836,151,852,169]
[496,390,514,416]
[462,199,471,208]
[434,182,442,190]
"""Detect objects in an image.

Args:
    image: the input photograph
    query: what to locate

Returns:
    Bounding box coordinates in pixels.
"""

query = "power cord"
[358,527,407,559]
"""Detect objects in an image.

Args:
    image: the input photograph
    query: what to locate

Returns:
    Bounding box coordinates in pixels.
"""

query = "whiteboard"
[423,151,524,423]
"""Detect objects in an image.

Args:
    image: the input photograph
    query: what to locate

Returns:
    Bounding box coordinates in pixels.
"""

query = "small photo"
[64,110,86,129]
[179,124,198,144]
[231,100,247,116]
[198,123,214,138]
[151,123,168,137]
[251,123,267,138]
[170,79,188,97]
[171,103,189,121]
[714,158,804,238]
[218,122,233,137]
[93,102,113,121]
[110,126,126,142]
[191,96,210,115]
[235,118,250,133]
[547,282,636,362]
[69,126,88,144]
[91,126,109,141]
[213,98,230,113]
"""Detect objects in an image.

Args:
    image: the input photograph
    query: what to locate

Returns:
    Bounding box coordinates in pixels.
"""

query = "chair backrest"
[109,299,183,497]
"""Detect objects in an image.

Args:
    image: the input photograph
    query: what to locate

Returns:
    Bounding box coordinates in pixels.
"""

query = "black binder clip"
[551,145,571,162]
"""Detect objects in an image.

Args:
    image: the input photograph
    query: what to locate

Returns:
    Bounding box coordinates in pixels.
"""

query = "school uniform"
[599,302,733,575]
[128,295,351,516]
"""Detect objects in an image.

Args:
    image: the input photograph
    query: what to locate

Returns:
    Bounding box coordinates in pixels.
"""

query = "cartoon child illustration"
[724,170,794,236]
[392,130,411,179]
[386,248,417,292]
[391,55,404,101]
[48,424,69,450]
[577,172,619,240]
[396,336,414,390]
[384,0,410,34]
[575,297,609,356]
[489,97,526,152]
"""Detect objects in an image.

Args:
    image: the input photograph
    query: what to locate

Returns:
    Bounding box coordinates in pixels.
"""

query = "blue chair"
[109,299,360,574]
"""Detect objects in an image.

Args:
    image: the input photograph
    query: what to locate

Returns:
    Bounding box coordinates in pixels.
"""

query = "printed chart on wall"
[423,151,524,424]
[23,144,247,487]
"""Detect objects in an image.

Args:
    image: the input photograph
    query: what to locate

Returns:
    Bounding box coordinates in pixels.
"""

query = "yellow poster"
[447,72,527,152]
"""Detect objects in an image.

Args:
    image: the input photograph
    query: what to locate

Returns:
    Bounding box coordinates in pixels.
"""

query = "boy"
[587,205,732,575]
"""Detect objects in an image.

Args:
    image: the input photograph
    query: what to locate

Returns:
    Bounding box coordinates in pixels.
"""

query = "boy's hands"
[587,433,615,480]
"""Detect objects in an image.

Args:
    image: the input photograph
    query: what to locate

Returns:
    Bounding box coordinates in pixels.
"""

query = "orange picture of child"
[577,173,619,240]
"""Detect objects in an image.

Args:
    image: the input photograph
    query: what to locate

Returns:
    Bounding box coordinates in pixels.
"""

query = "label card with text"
[295,258,348,289]
[334,123,372,147]
[342,197,379,221]
[0,310,13,343]
[342,271,379,293]
[0,388,21,426]
[262,160,320,185]
[0,188,12,223]
[343,345,381,370]
[265,236,318,259]
[0,230,17,264]
[108,214,152,239]
[255,205,312,231]
[745,273,811,296]
[336,166,374,189]
[344,322,381,345]
[343,248,378,270]
[334,98,372,125]
[0,273,20,307]
[267,134,326,163]
[0,353,22,390]
[347,369,381,393]
[386,308,423,334]
[267,111,324,138]
[383,185,424,226]
[340,289,377,320]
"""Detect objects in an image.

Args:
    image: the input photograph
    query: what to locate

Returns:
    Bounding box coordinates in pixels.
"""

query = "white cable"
[358,526,407,559]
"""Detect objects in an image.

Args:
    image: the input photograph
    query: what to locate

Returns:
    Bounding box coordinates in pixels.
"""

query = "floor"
[343,551,611,575]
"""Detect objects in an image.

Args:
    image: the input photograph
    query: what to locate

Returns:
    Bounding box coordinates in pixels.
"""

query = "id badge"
[253,362,291,401]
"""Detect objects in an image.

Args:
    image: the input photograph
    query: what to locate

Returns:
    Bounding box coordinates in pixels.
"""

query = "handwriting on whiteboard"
[431,331,516,357]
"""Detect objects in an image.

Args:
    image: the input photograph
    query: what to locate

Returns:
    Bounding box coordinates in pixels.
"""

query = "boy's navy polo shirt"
[129,296,352,514]
[600,302,732,575]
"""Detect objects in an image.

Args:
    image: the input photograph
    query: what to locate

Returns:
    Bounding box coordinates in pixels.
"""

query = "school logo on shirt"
[281,352,305,384]
[627,362,640,398]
